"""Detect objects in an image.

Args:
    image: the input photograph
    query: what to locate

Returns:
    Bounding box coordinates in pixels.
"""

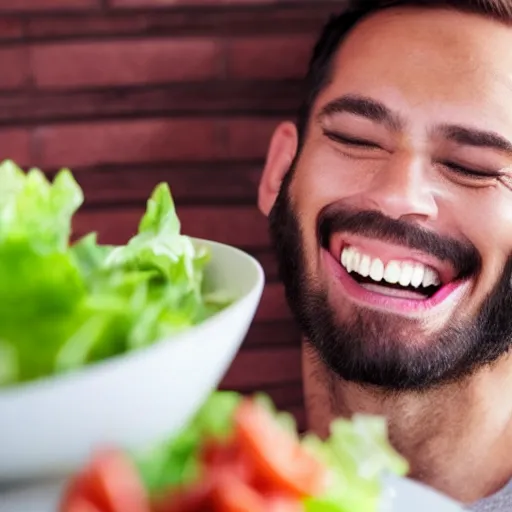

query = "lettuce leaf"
[0,161,88,384]
[104,183,205,284]
[0,161,232,387]
[134,391,243,494]
[303,415,409,512]
[0,160,83,253]
[0,239,88,384]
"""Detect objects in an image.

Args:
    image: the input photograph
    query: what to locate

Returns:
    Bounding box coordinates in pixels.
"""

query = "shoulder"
[470,479,512,512]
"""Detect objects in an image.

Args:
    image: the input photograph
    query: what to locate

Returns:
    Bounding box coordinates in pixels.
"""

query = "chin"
[292,279,477,390]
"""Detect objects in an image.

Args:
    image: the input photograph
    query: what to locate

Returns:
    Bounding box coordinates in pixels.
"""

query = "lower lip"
[322,249,468,315]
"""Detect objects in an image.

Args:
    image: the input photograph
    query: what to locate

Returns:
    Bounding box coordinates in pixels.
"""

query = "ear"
[258,121,298,216]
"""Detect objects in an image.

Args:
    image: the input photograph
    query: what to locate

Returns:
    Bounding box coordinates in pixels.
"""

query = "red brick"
[0,83,303,125]
[110,0,275,6]
[221,346,302,389]
[220,381,303,414]
[177,206,269,248]
[244,382,304,409]
[26,15,145,39]
[225,117,280,159]
[0,0,98,11]
[0,18,24,40]
[0,48,30,89]
[73,206,269,248]
[250,250,278,281]
[227,35,314,80]
[255,283,292,322]
[32,39,222,89]
[243,320,301,348]
[0,129,31,167]
[35,119,221,169]
[70,165,260,205]
[224,0,276,3]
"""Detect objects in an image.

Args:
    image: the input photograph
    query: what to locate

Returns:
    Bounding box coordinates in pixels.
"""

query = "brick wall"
[0,0,346,429]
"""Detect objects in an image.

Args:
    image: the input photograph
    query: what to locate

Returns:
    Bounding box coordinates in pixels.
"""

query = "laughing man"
[258,1,512,510]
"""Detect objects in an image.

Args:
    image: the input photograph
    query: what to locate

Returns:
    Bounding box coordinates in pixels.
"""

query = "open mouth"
[322,234,470,314]
[341,246,442,300]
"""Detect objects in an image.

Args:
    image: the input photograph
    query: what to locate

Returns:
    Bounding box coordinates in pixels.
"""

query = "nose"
[361,154,438,222]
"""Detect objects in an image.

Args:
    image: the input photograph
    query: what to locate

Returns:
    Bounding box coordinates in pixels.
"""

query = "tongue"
[361,283,428,300]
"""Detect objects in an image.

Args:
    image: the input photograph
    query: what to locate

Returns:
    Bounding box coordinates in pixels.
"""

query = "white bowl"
[0,239,265,483]
[380,474,466,512]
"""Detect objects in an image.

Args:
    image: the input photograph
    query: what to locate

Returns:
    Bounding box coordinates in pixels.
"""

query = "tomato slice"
[201,439,239,467]
[266,497,305,512]
[153,480,217,512]
[63,398,321,512]
[211,473,267,512]
[201,439,253,484]
[60,468,99,512]
[62,495,103,512]
[61,448,151,512]
[234,400,329,499]
[85,448,151,512]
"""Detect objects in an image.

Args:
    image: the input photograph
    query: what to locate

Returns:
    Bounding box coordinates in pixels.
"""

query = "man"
[257,1,512,510]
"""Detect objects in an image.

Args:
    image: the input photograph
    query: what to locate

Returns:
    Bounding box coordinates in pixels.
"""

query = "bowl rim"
[0,238,265,400]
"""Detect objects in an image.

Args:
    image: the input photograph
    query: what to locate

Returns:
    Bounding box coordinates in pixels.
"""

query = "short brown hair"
[297,0,512,142]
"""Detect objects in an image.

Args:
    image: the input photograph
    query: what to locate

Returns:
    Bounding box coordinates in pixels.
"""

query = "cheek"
[460,189,512,259]
[289,142,383,275]
[446,188,512,308]
[292,141,374,208]
[288,150,345,275]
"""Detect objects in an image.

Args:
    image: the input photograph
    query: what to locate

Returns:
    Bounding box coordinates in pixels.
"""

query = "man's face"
[268,7,512,390]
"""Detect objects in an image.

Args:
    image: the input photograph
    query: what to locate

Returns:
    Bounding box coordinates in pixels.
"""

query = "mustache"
[318,205,481,278]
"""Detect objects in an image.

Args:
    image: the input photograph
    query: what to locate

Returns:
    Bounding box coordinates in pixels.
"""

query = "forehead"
[315,7,512,130]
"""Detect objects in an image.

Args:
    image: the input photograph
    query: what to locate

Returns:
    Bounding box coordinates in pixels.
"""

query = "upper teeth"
[340,247,441,289]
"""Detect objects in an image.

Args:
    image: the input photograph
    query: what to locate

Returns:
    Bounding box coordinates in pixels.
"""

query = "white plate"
[381,474,466,512]
[0,475,467,512]
[0,239,265,482]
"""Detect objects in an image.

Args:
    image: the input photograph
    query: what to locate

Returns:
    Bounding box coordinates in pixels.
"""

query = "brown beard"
[268,162,512,391]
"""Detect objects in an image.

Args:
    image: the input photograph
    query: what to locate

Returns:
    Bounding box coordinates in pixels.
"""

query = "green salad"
[61,391,409,512]
[0,160,231,388]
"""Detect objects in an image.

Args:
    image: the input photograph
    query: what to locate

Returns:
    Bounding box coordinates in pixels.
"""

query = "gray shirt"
[470,479,512,511]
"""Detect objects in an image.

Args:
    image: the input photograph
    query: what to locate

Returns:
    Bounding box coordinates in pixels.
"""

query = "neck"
[302,342,512,504]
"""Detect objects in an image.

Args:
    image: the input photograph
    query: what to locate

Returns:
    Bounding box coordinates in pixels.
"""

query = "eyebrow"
[317,94,403,131]
[436,125,512,156]
[317,94,512,159]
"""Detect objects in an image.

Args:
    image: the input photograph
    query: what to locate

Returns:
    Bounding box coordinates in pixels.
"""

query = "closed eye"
[323,129,382,150]
[441,161,503,180]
